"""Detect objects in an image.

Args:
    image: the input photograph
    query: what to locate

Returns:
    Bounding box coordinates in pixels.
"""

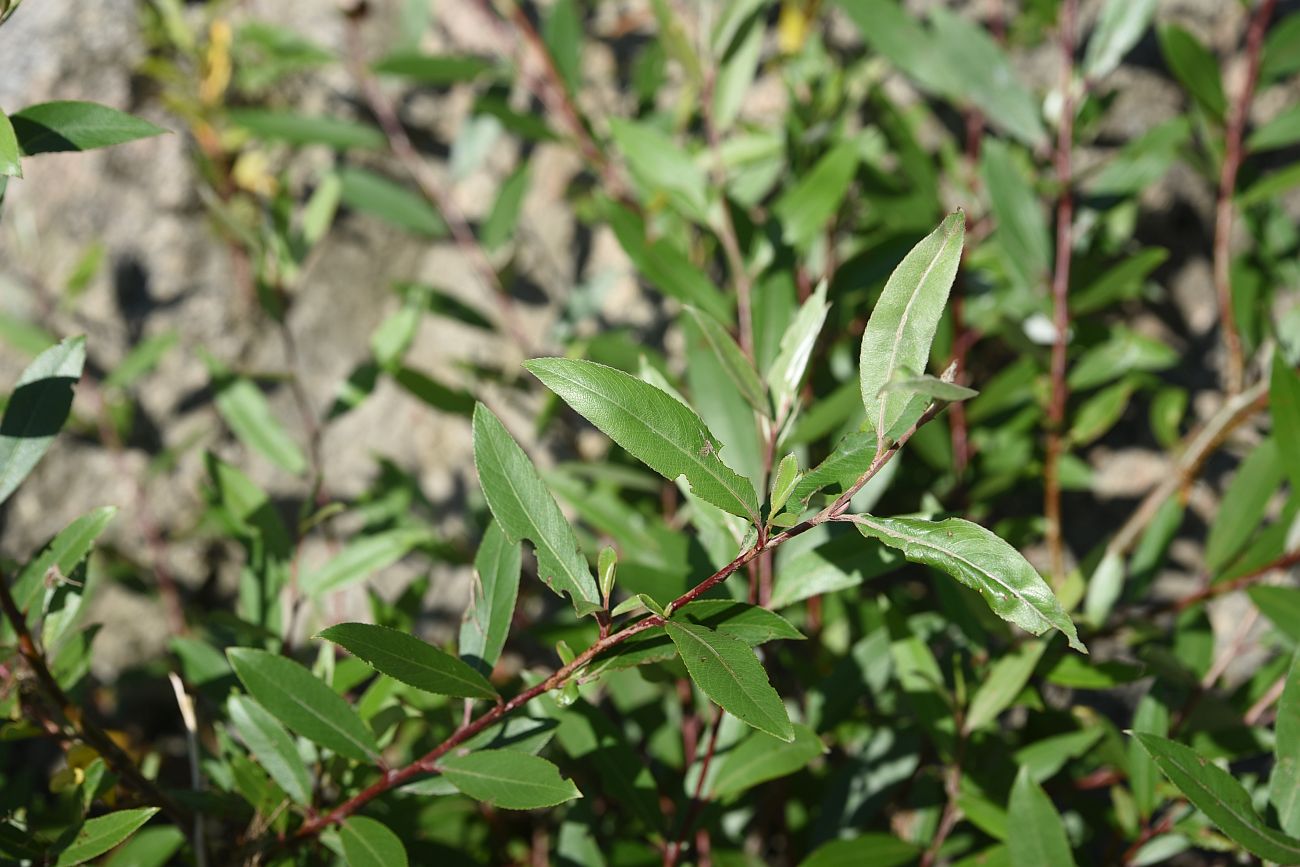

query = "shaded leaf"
[472,403,602,615]
[711,723,824,799]
[1271,357,1300,494]
[0,336,85,507]
[338,167,445,237]
[684,307,767,414]
[1205,438,1283,573]
[227,695,312,805]
[1272,656,1300,836]
[227,109,383,149]
[526,359,760,522]
[11,102,165,155]
[213,373,306,475]
[1008,767,1077,867]
[799,834,920,867]
[340,816,408,867]
[773,140,859,250]
[459,521,521,674]
[981,139,1049,290]
[1084,0,1158,79]
[665,620,793,741]
[439,750,581,809]
[302,528,434,597]
[965,641,1046,732]
[846,515,1085,651]
[373,53,498,83]
[768,283,830,424]
[319,622,496,700]
[608,118,707,219]
[227,647,379,762]
[53,808,158,867]
[1157,25,1225,119]
[0,110,19,178]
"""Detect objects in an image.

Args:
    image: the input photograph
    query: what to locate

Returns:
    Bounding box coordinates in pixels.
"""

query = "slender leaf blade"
[0,110,20,177]
[54,808,159,867]
[439,749,581,809]
[339,816,408,867]
[525,359,760,523]
[1134,732,1300,863]
[11,101,165,155]
[227,695,313,805]
[859,213,965,439]
[472,403,602,615]
[227,647,380,762]
[0,336,86,507]
[302,528,433,597]
[846,515,1085,652]
[710,723,825,798]
[318,622,497,700]
[1008,766,1077,867]
[664,620,793,741]
[684,307,767,414]
[1271,656,1300,836]
[213,375,306,475]
[459,521,521,674]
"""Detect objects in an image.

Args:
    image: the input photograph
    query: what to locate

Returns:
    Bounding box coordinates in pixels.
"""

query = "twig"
[0,572,190,829]
[1214,0,1279,395]
[1044,0,1078,584]
[279,399,949,851]
[664,703,724,867]
[1105,378,1269,561]
[1173,548,1300,612]
[341,7,534,356]
[1245,671,1288,725]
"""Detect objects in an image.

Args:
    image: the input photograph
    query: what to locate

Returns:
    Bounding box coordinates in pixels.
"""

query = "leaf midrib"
[243,662,376,759]
[537,364,758,522]
[853,516,1052,633]
[876,227,959,435]
[669,624,785,733]
[342,632,491,696]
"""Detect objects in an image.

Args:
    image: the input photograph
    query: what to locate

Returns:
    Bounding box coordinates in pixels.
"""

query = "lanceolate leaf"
[11,506,115,616]
[227,108,384,150]
[846,515,1086,652]
[339,816,408,867]
[318,622,497,700]
[0,336,86,507]
[1084,0,1158,80]
[1270,356,1300,494]
[684,307,767,414]
[53,808,158,867]
[0,110,20,178]
[1134,732,1300,863]
[459,521,521,674]
[859,213,965,440]
[664,620,793,741]
[768,282,830,424]
[710,724,825,799]
[227,695,313,805]
[472,403,603,616]
[1007,767,1077,867]
[212,374,307,475]
[227,647,380,762]
[301,528,434,597]
[10,101,165,155]
[1271,656,1300,836]
[525,359,760,523]
[439,750,581,809]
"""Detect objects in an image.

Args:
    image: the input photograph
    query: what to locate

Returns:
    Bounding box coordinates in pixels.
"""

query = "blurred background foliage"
[3,0,1300,864]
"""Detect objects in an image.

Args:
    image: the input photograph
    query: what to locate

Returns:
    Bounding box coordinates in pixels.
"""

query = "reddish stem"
[1214,0,1278,395]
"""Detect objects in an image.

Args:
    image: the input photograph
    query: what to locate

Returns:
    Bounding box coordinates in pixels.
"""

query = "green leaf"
[525,359,760,523]
[608,118,707,220]
[372,53,498,84]
[459,521,521,674]
[480,164,530,252]
[542,0,582,92]
[1157,25,1226,119]
[1133,732,1300,863]
[227,108,383,150]
[965,641,1046,732]
[710,723,824,799]
[846,515,1085,652]
[769,453,801,517]
[10,102,165,155]
[1084,0,1157,79]
[664,620,793,741]
[103,332,177,391]
[302,527,434,597]
[799,834,921,867]
[1069,378,1135,446]
[439,749,582,809]
[1250,586,1300,643]
[103,826,185,867]
[768,282,830,425]
[340,816,408,867]
[1271,358,1300,494]
[772,140,859,250]
[0,335,85,507]
[1248,104,1300,153]
[712,4,763,131]
[878,371,977,403]
[227,647,380,762]
[212,373,306,475]
[859,213,965,440]
[227,694,313,805]
[981,139,1050,290]
[1008,766,1077,867]
[472,403,602,615]
[929,8,1046,148]
[1261,12,1300,83]
[1205,438,1283,573]
[0,110,20,178]
[11,506,115,617]
[54,808,158,867]
[319,622,497,700]
[338,167,445,237]
[1271,656,1300,836]
[684,307,767,414]
[673,600,804,644]
[1072,248,1168,316]
[555,701,661,831]
[1068,328,1178,391]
